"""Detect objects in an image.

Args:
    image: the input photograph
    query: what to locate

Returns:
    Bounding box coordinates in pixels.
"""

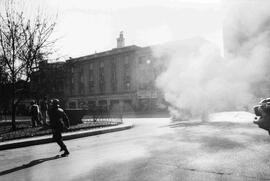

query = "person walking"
[40,97,48,127]
[48,99,70,157]
[30,100,41,127]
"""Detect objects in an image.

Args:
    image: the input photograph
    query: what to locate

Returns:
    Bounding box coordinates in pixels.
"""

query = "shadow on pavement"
[200,136,246,152]
[123,112,170,118]
[167,121,252,129]
[0,155,61,176]
[162,121,255,152]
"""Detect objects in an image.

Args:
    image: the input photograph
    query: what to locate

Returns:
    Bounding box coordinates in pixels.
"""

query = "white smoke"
[153,0,270,119]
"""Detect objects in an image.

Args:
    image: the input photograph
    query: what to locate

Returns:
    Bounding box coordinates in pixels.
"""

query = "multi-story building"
[31,32,167,112]
[30,60,66,102]
[64,32,164,112]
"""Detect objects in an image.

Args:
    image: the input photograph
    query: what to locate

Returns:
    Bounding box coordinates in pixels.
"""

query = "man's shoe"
[61,150,69,157]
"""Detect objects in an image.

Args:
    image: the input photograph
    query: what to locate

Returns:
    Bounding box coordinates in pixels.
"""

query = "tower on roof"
[117,31,125,48]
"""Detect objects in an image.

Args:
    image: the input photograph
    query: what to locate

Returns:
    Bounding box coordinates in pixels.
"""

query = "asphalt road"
[1,111,270,181]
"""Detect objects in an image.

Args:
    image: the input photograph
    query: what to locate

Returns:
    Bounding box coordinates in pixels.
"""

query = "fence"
[83,106,123,124]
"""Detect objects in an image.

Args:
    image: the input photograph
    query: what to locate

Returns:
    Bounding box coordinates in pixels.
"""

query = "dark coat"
[30,104,39,117]
[40,100,48,112]
[48,107,70,131]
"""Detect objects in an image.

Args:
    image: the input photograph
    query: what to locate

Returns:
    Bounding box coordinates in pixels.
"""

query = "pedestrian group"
[29,97,70,157]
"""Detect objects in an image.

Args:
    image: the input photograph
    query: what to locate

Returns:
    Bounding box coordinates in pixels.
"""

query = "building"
[30,32,167,112]
[64,32,165,112]
[30,60,66,102]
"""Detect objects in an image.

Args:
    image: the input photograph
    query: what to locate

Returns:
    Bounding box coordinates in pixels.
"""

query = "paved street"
[1,111,270,181]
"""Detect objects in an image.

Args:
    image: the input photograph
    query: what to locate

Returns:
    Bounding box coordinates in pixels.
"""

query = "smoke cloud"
[152,0,270,119]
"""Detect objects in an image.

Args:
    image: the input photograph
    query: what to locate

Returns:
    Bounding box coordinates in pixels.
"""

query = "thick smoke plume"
[153,1,270,120]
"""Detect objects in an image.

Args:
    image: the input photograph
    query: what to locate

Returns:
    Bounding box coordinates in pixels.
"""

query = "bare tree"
[0,1,57,130]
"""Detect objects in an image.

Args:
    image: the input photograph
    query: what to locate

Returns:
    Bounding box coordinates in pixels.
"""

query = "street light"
[146,59,152,111]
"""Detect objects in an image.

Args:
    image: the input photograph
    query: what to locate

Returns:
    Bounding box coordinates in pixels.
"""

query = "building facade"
[64,45,164,112]
[31,60,66,102]
[32,33,167,112]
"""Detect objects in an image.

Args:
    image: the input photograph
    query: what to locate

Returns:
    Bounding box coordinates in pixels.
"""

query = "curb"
[0,123,133,151]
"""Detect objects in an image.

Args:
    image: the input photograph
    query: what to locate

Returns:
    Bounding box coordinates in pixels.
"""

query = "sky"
[16,0,223,59]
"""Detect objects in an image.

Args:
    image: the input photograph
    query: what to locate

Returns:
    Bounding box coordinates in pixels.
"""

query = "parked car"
[253,98,270,133]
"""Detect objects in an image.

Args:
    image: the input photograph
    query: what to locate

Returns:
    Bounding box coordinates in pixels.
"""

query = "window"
[70,77,74,95]
[99,61,105,92]
[89,76,94,93]
[89,81,94,93]
[138,56,145,64]
[79,83,85,95]
[88,101,96,108]
[80,75,84,83]
[139,83,148,90]
[89,63,94,70]
[124,57,131,91]
[124,75,131,90]
[79,70,85,95]
[89,65,94,93]
[98,100,107,107]
[99,80,105,92]
[89,74,93,81]
[79,70,84,83]
[125,82,130,90]
[124,56,129,65]
[100,62,104,68]
[111,59,117,92]
[69,102,76,109]
[124,59,130,69]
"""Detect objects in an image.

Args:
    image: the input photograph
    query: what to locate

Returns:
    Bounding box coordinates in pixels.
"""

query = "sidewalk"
[0,122,133,150]
[0,120,123,141]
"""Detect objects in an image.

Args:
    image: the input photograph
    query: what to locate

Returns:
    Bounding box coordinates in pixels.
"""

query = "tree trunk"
[11,102,16,130]
[11,78,16,130]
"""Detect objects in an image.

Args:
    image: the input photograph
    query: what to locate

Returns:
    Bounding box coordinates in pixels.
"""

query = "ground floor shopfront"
[65,90,166,113]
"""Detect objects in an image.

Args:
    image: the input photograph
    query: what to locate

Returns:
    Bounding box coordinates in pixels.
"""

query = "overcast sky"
[23,0,222,59]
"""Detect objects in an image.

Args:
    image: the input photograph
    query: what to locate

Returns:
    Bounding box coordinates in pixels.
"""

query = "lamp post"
[146,59,152,112]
